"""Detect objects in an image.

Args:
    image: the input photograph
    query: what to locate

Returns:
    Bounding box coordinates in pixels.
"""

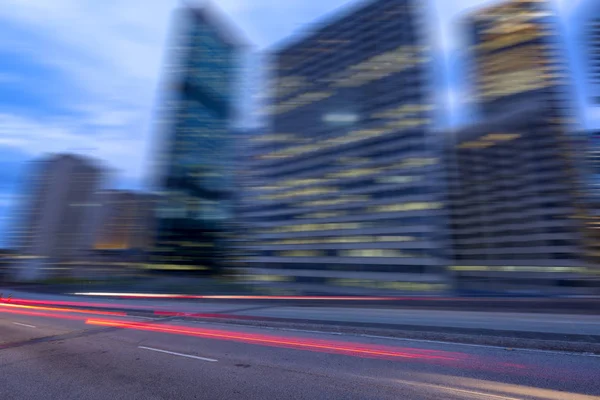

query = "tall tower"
[578,0,600,106]
[446,0,599,294]
[152,5,244,274]
[464,0,571,121]
[243,0,449,293]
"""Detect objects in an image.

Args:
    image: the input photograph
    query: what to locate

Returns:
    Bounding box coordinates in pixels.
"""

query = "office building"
[587,16,600,105]
[446,0,599,293]
[152,5,244,274]
[446,107,596,294]
[464,0,572,121]
[243,0,449,293]
[571,0,600,106]
[12,153,107,281]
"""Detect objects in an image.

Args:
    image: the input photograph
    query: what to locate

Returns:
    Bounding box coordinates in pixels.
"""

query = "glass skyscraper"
[242,0,449,293]
[152,6,243,274]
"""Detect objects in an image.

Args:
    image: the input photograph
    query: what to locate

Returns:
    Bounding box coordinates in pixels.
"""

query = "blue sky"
[0,0,592,246]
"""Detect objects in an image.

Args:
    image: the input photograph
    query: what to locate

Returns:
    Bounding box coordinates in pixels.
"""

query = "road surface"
[3,290,600,336]
[1,301,600,399]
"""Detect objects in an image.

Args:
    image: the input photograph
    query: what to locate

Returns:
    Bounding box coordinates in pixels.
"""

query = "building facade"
[578,0,600,105]
[152,6,243,274]
[242,0,449,293]
[464,0,571,120]
[446,0,599,294]
[446,108,595,294]
[12,154,107,281]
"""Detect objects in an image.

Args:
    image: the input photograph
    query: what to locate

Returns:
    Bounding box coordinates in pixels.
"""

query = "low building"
[11,154,108,282]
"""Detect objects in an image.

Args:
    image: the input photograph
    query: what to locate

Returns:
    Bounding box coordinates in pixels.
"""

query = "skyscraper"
[242,0,449,293]
[581,0,600,105]
[446,0,599,294]
[464,0,571,120]
[12,153,107,281]
[152,5,244,274]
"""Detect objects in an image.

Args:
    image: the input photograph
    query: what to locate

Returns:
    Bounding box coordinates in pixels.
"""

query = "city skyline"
[0,0,591,246]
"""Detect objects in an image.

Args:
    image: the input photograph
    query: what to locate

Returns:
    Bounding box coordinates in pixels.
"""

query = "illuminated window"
[340,249,419,258]
[302,211,346,219]
[370,202,443,213]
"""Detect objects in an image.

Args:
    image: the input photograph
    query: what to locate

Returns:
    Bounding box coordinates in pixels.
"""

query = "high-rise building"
[12,153,107,281]
[463,0,571,120]
[446,0,599,294]
[446,107,595,294]
[587,23,600,105]
[581,0,600,105]
[242,0,449,293]
[151,5,244,274]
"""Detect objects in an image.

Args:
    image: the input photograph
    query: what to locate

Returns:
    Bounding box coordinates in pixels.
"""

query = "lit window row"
[339,249,420,258]
[252,236,417,245]
[377,175,420,184]
[457,133,521,149]
[332,279,446,291]
[252,159,436,200]
[275,249,422,258]
[300,211,346,219]
[478,27,547,51]
[299,195,370,207]
[266,222,362,233]
[260,117,434,160]
[328,168,382,179]
[371,103,433,119]
[282,178,325,187]
[258,186,338,201]
[274,91,333,115]
[331,46,426,88]
[482,78,552,99]
[369,202,443,213]
[275,76,308,99]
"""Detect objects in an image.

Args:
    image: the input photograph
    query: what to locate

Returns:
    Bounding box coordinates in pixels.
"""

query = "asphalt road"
[4,290,600,337]
[2,304,600,399]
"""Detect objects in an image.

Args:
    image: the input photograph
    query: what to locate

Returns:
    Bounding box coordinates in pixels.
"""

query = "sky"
[0,0,592,246]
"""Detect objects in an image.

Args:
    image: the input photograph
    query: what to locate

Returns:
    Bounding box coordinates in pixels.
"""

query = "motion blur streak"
[86,318,476,363]
[153,311,265,320]
[0,307,92,322]
[73,292,424,301]
[0,302,127,316]
[8,298,159,310]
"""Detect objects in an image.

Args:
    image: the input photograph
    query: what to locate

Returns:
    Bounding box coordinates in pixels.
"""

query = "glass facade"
[153,7,241,273]
[466,0,569,120]
[447,0,600,293]
[242,0,450,291]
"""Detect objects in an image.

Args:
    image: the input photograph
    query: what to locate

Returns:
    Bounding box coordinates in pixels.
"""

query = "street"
[2,301,600,399]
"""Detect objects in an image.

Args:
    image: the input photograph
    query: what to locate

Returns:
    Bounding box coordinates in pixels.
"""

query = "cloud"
[0,113,147,181]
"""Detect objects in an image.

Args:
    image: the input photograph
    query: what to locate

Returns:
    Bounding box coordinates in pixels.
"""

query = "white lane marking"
[398,380,522,400]
[138,346,217,362]
[13,322,36,328]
